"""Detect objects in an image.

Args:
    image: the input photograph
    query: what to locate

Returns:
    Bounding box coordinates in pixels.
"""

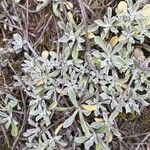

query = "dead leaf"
[55,123,63,135]
[65,1,73,10]
[81,104,97,111]
[36,80,44,86]
[94,118,103,122]
[117,1,128,12]
[133,48,145,60]
[140,4,150,17]
[42,50,49,58]
[109,36,119,47]
[142,18,150,25]
[67,11,76,26]
[88,32,95,39]
[107,131,113,143]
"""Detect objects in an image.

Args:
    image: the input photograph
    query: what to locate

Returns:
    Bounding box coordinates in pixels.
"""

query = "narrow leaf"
[67,87,78,107]
[11,123,18,137]
[79,111,91,136]
[63,109,78,128]
[81,104,97,111]
[94,36,107,51]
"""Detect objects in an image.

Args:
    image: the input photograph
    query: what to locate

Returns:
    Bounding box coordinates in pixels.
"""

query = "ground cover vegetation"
[0,0,150,149]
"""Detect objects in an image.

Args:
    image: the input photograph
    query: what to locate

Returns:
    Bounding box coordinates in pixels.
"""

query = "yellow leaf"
[81,104,97,111]
[140,4,150,17]
[94,118,103,123]
[67,11,76,25]
[107,131,113,143]
[42,50,49,58]
[142,18,150,25]
[65,2,73,10]
[109,36,119,47]
[117,1,128,12]
[36,80,44,86]
[55,123,63,135]
[88,32,95,39]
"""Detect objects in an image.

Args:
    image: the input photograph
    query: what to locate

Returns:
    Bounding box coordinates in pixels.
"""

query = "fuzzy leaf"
[67,87,78,107]
[79,112,91,136]
[63,109,78,128]
[11,123,18,137]
[75,136,89,144]
[94,36,107,51]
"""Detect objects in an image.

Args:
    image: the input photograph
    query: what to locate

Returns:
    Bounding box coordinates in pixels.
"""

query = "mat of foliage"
[0,0,150,150]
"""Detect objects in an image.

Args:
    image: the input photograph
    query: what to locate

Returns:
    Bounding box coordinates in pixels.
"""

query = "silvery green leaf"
[82,109,91,116]
[94,36,107,51]
[112,42,123,55]
[133,1,140,12]
[79,111,91,136]
[80,23,99,35]
[0,118,8,124]
[101,31,107,39]
[91,122,105,129]
[140,100,149,106]
[77,37,85,43]
[58,34,70,43]
[107,7,112,19]
[111,126,121,137]
[104,27,110,33]
[49,51,57,58]
[5,119,11,129]
[75,136,89,144]
[100,92,109,100]
[57,21,66,31]
[52,2,61,17]
[87,24,99,32]
[13,33,23,46]
[94,20,107,27]
[92,51,101,58]
[12,33,23,53]
[89,84,94,94]
[75,22,84,35]
[101,59,107,68]
[125,103,131,113]
[74,59,83,64]
[129,37,135,43]
[110,26,118,34]
[23,129,35,137]
[28,134,36,143]
[36,0,51,11]
[85,137,94,150]
[131,101,140,113]
[109,109,119,123]
[72,47,78,60]
[48,100,57,110]
[49,70,60,77]
[14,0,21,3]
[63,109,78,128]
[0,112,8,117]
[67,87,78,107]
[144,32,150,39]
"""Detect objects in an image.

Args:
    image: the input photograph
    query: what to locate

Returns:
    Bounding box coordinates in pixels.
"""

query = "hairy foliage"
[0,0,150,149]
